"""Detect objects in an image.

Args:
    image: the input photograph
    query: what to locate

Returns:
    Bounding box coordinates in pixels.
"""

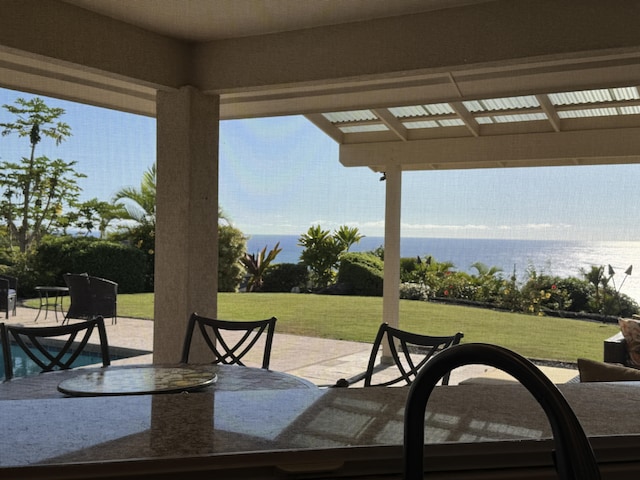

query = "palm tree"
[335,225,364,251]
[470,262,503,278]
[113,163,156,226]
[470,262,503,303]
[581,265,606,313]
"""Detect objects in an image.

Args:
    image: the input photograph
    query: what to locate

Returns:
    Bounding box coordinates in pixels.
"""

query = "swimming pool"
[1,342,149,381]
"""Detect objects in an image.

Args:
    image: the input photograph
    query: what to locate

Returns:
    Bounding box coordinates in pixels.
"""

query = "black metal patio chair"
[1,322,10,381]
[180,313,277,369]
[0,274,17,319]
[333,322,464,387]
[3,316,111,380]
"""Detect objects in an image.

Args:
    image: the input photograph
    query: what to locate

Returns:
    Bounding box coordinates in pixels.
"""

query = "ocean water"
[246,234,640,302]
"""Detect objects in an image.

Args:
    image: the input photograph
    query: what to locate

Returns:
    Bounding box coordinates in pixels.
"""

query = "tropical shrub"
[399,282,430,300]
[520,273,572,315]
[109,221,155,291]
[496,269,524,312]
[218,224,246,292]
[262,263,309,292]
[553,277,593,313]
[1,249,41,297]
[435,271,475,299]
[614,293,640,318]
[241,242,282,292]
[337,252,383,296]
[400,257,421,282]
[468,262,504,304]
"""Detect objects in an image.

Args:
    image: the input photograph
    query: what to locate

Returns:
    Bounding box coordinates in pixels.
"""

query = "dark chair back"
[363,323,463,387]
[181,313,277,369]
[3,316,110,380]
[63,273,118,324]
[1,323,11,381]
[0,274,18,319]
[404,343,600,480]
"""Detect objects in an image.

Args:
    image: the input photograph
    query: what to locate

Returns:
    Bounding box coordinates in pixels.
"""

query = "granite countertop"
[1,368,640,478]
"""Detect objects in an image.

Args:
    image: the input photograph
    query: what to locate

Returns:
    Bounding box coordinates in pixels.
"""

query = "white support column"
[154,86,219,363]
[382,165,402,359]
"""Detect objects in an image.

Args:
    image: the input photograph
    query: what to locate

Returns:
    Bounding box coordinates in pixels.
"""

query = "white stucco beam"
[0,1,190,91]
[218,52,640,120]
[195,0,640,93]
[0,52,157,117]
[304,114,344,144]
[339,128,640,171]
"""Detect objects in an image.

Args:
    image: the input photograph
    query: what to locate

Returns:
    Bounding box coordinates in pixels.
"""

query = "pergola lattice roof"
[308,85,640,146]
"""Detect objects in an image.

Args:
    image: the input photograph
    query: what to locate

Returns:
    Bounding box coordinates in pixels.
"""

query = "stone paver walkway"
[3,306,578,386]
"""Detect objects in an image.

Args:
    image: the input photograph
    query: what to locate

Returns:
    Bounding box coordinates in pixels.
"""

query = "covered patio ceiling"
[2,1,640,174]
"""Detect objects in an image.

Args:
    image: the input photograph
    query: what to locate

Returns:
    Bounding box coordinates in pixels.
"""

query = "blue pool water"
[1,344,114,381]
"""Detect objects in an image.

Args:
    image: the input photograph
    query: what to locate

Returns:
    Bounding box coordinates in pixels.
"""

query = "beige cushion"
[578,358,640,382]
[618,318,640,367]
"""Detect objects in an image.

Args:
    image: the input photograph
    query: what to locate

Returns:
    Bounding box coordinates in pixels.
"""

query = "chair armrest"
[327,363,391,388]
[604,332,628,365]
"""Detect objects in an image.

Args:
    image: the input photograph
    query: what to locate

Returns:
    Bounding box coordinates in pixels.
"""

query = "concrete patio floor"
[3,306,579,386]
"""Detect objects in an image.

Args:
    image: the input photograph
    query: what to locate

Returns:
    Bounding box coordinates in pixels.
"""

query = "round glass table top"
[57,366,217,396]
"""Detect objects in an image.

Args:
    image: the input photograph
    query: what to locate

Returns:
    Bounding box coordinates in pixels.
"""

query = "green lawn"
[33,292,615,364]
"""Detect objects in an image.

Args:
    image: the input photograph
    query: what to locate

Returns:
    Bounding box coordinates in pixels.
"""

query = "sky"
[2,86,640,242]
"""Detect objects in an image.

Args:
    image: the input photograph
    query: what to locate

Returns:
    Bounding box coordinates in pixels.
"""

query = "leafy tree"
[0,97,85,252]
[241,242,282,292]
[55,198,125,237]
[73,198,125,238]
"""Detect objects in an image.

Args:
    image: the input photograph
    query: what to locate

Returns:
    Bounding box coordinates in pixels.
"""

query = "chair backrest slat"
[3,317,110,380]
[364,323,463,387]
[181,313,277,369]
[1,323,11,381]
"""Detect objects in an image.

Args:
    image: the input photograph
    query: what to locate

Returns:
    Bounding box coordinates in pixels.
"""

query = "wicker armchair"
[63,274,118,325]
[0,274,17,319]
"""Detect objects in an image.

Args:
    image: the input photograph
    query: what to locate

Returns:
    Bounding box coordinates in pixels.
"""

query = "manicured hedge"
[262,263,309,292]
[337,252,384,296]
[33,236,147,293]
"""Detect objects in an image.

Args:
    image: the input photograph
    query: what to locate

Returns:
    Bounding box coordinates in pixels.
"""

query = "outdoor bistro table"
[34,285,69,323]
[57,365,218,396]
[1,369,640,478]
[0,363,317,400]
